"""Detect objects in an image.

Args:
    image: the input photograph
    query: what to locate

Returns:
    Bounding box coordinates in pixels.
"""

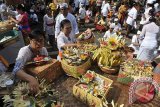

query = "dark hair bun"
[149,17,156,22]
[17,4,25,11]
[60,19,71,29]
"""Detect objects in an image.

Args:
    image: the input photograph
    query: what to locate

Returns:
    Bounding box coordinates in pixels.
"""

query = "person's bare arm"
[9,16,22,24]
[16,70,39,93]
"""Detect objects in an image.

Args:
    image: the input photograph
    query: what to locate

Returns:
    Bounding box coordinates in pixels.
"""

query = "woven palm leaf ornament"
[2,78,63,107]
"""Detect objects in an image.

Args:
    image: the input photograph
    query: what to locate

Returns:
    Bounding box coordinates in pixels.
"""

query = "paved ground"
[52,65,160,107]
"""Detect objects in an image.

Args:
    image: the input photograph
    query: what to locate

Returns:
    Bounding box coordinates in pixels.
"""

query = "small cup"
[5,79,14,91]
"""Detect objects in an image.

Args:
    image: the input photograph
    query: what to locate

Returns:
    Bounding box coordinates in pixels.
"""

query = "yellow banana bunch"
[99,35,125,50]
[93,47,123,68]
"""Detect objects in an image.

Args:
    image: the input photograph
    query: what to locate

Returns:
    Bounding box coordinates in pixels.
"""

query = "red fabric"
[95,24,106,31]
[19,12,29,27]
[19,12,31,32]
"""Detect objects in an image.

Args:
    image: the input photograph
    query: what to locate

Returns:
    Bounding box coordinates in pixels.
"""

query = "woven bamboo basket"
[73,73,113,106]
[61,58,91,78]
[25,59,63,83]
[99,64,120,74]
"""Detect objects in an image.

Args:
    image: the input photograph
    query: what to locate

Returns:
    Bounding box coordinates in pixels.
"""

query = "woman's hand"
[8,15,12,20]
[28,76,39,94]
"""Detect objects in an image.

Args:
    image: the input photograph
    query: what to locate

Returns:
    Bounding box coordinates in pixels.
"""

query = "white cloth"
[16,14,21,20]
[144,7,152,19]
[101,2,110,17]
[55,13,79,39]
[129,35,139,54]
[43,14,55,35]
[30,13,38,22]
[57,32,75,51]
[0,61,7,72]
[103,30,116,38]
[12,45,48,74]
[126,7,138,26]
[79,7,86,19]
[137,46,156,61]
[137,22,160,61]
[140,22,160,48]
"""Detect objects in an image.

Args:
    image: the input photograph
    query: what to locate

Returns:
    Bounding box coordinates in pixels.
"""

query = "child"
[78,4,86,27]
[0,55,9,72]
[85,7,92,23]
[29,9,38,25]
[129,31,141,56]
[113,18,122,33]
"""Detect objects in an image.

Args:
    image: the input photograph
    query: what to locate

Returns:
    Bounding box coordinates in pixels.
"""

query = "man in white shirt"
[126,3,140,36]
[104,24,116,38]
[55,3,79,40]
[101,0,110,19]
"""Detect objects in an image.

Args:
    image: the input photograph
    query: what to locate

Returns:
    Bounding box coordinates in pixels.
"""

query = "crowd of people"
[0,0,160,93]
